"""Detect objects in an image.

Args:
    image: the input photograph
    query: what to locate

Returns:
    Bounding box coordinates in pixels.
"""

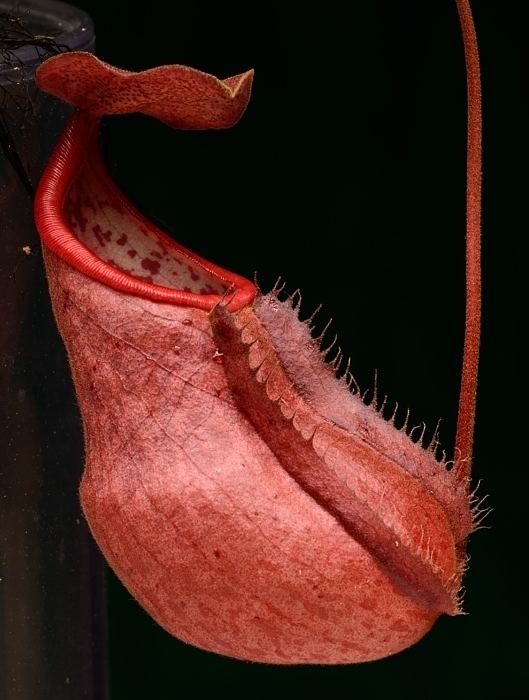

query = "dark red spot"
[92,224,105,247]
[151,250,163,259]
[127,249,137,258]
[213,549,221,559]
[188,265,199,282]
[102,229,112,241]
[141,258,161,275]
[116,233,128,246]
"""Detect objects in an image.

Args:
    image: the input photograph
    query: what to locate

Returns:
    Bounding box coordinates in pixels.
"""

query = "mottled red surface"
[36,52,253,129]
[43,249,471,663]
[34,52,474,664]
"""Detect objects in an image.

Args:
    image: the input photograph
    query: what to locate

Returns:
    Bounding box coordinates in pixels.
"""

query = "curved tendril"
[454,0,482,483]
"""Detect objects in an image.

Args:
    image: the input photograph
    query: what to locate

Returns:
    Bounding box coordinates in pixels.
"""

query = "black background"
[56,1,526,698]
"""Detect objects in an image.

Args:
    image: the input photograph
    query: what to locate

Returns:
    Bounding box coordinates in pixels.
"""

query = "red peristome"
[35,110,255,312]
[36,52,254,130]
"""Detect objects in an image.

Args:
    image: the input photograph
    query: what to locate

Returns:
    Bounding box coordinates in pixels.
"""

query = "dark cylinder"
[0,3,106,699]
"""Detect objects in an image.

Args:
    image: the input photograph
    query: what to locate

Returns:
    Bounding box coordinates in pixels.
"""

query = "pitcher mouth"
[34,111,256,312]
[34,53,256,312]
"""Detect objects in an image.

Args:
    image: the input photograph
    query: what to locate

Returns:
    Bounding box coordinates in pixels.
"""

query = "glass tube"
[0,3,106,698]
